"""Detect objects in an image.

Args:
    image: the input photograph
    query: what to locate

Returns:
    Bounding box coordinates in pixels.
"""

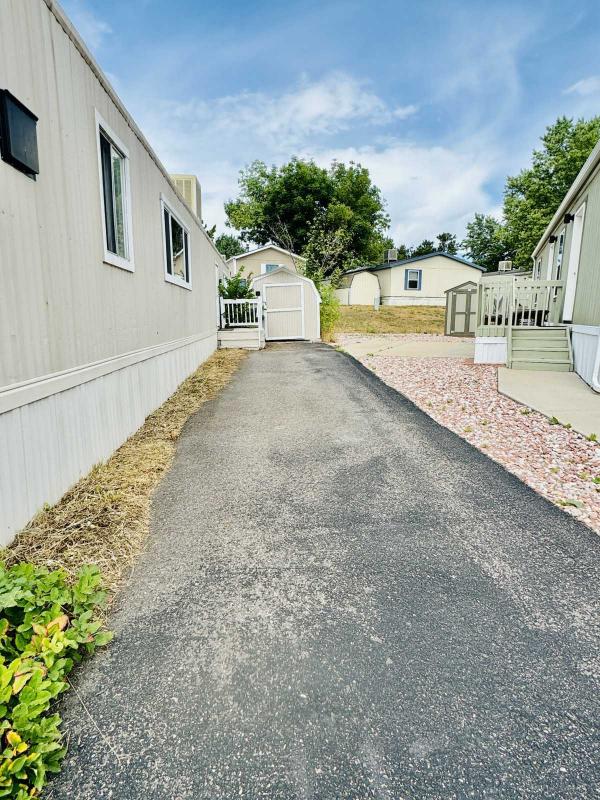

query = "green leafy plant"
[318,283,341,342]
[558,499,585,509]
[0,564,111,798]
[218,267,255,299]
[549,416,560,425]
[586,433,598,442]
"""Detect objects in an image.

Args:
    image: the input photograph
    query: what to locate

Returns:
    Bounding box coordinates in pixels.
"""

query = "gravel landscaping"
[338,334,600,534]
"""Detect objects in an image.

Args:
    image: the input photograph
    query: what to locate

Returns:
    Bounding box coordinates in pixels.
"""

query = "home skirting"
[571,325,600,391]
[0,332,217,545]
[474,337,508,364]
[381,296,445,307]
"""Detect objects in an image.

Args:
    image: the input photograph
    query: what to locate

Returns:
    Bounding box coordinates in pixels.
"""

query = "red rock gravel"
[341,337,600,534]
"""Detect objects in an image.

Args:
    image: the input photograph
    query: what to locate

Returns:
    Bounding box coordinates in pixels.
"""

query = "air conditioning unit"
[498,260,513,272]
[170,173,202,220]
[385,248,398,263]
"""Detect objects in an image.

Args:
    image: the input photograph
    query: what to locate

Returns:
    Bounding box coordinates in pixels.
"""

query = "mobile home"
[0,0,226,543]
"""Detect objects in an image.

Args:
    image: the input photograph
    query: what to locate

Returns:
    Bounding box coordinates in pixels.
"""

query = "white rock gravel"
[338,334,600,534]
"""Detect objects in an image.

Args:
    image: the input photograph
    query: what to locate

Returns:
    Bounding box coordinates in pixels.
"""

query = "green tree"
[461,213,511,271]
[302,210,352,282]
[224,157,390,264]
[215,233,248,260]
[503,115,600,265]
[435,232,458,254]
[225,159,333,252]
[410,239,436,257]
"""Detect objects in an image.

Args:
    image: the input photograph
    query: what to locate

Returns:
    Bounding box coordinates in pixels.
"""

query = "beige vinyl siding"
[233,247,303,278]
[0,0,226,389]
[555,168,600,325]
[380,256,482,306]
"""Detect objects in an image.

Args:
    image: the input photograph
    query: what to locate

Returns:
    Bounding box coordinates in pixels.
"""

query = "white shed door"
[264,283,305,340]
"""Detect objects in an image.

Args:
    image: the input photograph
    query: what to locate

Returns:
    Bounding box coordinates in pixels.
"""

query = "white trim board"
[0,332,215,415]
[562,202,586,322]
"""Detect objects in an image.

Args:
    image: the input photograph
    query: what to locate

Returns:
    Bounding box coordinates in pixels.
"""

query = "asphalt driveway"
[51,343,599,799]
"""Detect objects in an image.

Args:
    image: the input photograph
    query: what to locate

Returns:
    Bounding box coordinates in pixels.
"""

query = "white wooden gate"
[263,283,305,340]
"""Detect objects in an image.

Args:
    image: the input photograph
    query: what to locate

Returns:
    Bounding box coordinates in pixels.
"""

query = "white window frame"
[562,201,586,322]
[555,227,566,280]
[161,194,192,290]
[405,268,422,290]
[534,257,542,280]
[95,110,135,272]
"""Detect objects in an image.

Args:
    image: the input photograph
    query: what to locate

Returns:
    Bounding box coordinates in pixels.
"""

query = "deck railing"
[476,278,564,336]
[220,298,261,328]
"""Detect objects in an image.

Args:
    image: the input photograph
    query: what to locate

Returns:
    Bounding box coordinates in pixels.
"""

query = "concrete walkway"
[338,334,475,360]
[499,367,600,437]
[51,344,599,799]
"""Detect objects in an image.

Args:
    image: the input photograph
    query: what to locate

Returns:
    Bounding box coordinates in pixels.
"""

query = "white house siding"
[0,335,215,544]
[570,326,600,391]
[0,0,225,542]
[378,256,482,306]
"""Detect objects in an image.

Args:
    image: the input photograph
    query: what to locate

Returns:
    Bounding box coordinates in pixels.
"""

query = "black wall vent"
[0,90,39,178]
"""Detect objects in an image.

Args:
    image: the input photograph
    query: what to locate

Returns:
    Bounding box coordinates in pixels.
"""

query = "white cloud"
[302,142,498,246]
[564,76,600,97]
[61,0,111,52]
[163,73,417,149]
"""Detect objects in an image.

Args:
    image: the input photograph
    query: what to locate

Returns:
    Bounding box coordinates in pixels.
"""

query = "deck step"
[511,329,567,339]
[511,360,573,371]
[511,350,570,362]
[508,327,572,372]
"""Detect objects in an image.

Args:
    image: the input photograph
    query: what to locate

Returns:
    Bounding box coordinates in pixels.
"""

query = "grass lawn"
[335,304,445,335]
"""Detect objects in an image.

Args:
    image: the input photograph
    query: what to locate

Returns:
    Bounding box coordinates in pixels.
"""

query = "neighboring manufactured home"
[475,135,600,386]
[227,244,306,280]
[0,0,227,543]
[335,253,485,306]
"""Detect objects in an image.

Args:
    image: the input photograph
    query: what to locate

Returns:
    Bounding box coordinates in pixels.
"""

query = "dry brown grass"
[334,305,445,335]
[2,349,247,599]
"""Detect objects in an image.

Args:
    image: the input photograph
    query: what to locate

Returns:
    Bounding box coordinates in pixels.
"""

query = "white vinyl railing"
[476,278,564,336]
[220,298,261,328]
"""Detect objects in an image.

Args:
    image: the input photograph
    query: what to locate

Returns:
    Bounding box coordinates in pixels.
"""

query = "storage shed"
[334,269,380,305]
[445,281,478,336]
[251,267,321,341]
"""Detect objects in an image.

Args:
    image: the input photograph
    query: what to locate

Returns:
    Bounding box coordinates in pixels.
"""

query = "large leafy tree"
[503,115,600,266]
[225,159,333,252]
[224,158,390,269]
[461,214,511,271]
[215,233,247,260]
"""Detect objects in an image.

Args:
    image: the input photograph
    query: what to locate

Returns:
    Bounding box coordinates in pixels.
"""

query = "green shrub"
[0,563,112,798]
[219,267,255,299]
[319,283,341,342]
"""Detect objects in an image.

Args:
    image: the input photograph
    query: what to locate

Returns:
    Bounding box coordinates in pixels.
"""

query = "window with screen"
[162,199,191,288]
[95,112,134,271]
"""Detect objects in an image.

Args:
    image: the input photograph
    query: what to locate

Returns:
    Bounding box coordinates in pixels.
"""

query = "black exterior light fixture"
[549,234,558,243]
[563,212,575,224]
[0,90,39,179]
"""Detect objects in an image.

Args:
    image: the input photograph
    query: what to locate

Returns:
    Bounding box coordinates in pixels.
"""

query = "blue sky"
[62,0,600,246]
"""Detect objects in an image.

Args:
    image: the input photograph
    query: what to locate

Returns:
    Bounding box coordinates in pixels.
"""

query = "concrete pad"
[339,334,475,359]
[498,367,600,437]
